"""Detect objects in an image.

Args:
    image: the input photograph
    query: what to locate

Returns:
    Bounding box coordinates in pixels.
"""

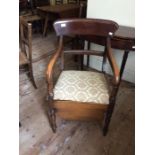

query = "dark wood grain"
[82,26,135,51]
[37,4,82,36]
[37,4,80,14]
[115,26,135,40]
[113,26,135,51]
[54,18,118,36]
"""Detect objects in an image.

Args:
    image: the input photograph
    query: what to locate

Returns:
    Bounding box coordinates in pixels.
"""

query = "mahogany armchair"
[46,18,120,135]
[19,16,37,89]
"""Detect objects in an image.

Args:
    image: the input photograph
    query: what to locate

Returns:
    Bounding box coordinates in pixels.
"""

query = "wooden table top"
[37,4,134,40]
[81,25,135,51]
[37,4,80,13]
[115,26,135,40]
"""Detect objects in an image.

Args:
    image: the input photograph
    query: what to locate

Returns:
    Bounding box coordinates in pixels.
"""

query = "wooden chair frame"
[19,16,37,89]
[46,18,120,135]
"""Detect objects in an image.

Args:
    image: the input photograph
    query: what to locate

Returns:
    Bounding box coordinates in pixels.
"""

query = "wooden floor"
[19,32,135,155]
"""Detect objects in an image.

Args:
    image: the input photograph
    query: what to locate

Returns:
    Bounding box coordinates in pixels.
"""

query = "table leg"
[87,41,91,67]
[80,55,84,70]
[120,50,129,80]
[43,14,49,37]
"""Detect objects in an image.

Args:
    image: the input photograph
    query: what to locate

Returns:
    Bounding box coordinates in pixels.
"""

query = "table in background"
[37,4,81,36]
[82,26,135,81]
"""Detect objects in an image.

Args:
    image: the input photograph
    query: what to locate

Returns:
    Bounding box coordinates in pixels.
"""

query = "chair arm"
[46,36,63,97]
[106,37,120,85]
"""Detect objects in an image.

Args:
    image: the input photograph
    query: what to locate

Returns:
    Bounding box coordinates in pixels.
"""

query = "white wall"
[87,0,135,27]
[86,0,135,83]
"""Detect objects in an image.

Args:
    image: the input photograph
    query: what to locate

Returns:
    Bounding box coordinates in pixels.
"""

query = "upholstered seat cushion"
[53,71,110,104]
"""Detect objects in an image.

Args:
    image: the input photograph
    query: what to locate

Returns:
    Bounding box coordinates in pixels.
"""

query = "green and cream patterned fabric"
[53,71,110,104]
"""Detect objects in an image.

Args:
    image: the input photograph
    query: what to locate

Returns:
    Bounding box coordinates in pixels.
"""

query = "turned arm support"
[46,36,63,98]
[106,37,120,85]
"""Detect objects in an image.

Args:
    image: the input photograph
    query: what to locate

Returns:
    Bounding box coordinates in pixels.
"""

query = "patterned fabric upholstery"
[53,71,110,104]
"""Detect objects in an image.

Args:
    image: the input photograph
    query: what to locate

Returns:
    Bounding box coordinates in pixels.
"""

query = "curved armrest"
[46,36,63,97]
[106,37,120,85]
